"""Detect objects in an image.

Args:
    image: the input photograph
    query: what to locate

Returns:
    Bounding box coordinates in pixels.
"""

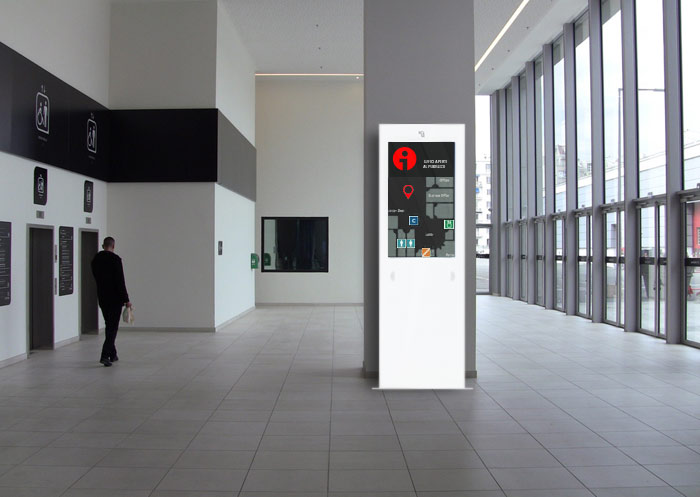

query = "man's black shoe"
[100,358,112,367]
[111,356,119,362]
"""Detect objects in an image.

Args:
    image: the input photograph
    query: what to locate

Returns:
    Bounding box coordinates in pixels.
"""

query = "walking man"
[91,236,131,367]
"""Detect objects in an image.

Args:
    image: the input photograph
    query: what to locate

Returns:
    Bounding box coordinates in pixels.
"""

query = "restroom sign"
[34,167,47,205]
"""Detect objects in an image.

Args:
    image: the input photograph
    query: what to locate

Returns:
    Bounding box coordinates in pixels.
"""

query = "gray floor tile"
[590,487,685,496]
[97,448,182,468]
[504,491,594,497]
[0,447,39,465]
[620,445,700,464]
[329,469,414,492]
[411,468,500,491]
[252,450,328,469]
[549,447,637,467]
[330,450,406,469]
[467,433,541,450]
[404,450,484,469]
[258,435,329,451]
[156,468,246,492]
[174,449,254,469]
[331,435,401,451]
[645,464,700,486]
[72,467,168,490]
[478,448,562,468]
[400,434,472,450]
[490,467,585,490]
[242,469,327,492]
[569,465,667,488]
[0,465,89,490]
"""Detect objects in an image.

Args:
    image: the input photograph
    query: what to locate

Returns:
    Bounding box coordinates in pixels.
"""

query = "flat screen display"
[388,142,455,258]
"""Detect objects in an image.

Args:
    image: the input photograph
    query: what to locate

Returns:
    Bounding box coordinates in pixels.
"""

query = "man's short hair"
[103,236,115,249]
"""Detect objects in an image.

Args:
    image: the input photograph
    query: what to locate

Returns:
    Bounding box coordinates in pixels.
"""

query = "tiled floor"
[0,296,700,496]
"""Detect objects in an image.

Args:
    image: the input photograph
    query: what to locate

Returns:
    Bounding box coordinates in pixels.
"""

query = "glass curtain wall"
[577,213,592,317]
[575,16,592,208]
[636,0,666,196]
[681,1,700,189]
[506,86,513,221]
[536,59,545,216]
[640,204,666,337]
[520,74,528,218]
[553,38,567,212]
[602,0,624,203]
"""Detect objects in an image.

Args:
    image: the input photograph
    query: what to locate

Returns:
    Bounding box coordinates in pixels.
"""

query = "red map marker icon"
[403,185,414,199]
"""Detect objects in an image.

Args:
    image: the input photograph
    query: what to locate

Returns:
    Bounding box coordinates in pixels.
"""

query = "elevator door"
[80,231,99,335]
[29,227,54,350]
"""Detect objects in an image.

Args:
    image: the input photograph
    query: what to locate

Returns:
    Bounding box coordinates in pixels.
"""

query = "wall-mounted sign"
[250,253,259,269]
[58,226,73,296]
[84,181,94,213]
[218,241,223,256]
[0,221,10,306]
[87,117,97,154]
[34,167,47,205]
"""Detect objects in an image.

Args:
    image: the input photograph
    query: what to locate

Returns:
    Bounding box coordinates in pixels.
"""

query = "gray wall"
[363,0,476,376]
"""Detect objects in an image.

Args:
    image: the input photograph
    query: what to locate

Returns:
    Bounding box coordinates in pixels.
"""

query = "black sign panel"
[34,167,47,205]
[0,42,109,180]
[0,222,10,306]
[84,181,94,213]
[388,142,456,258]
[58,226,73,296]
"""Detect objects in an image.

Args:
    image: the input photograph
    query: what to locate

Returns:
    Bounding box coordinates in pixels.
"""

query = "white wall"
[109,1,217,109]
[214,185,255,327]
[255,79,363,304]
[106,183,215,330]
[216,0,256,146]
[0,0,111,106]
[0,152,108,364]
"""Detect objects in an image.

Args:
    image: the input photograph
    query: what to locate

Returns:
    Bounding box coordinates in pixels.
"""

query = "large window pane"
[476,226,490,294]
[507,86,514,221]
[520,74,528,218]
[476,95,491,226]
[535,59,545,216]
[602,0,624,203]
[637,0,666,196]
[681,1,700,189]
[553,38,567,212]
[536,221,544,305]
[576,16,592,208]
[578,216,589,315]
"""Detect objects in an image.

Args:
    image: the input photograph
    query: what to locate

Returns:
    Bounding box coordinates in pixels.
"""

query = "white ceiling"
[223,0,588,92]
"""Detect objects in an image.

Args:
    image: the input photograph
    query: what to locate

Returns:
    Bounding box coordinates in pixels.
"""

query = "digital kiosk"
[378,124,466,389]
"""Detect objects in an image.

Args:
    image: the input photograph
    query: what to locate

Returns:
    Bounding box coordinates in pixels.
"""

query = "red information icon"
[403,185,414,199]
[393,147,417,171]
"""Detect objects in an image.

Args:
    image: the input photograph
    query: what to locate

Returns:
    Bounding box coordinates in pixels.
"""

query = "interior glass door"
[555,217,565,311]
[685,200,700,345]
[577,212,592,317]
[536,220,545,306]
[505,224,513,298]
[605,208,625,327]
[520,222,527,301]
[639,203,666,337]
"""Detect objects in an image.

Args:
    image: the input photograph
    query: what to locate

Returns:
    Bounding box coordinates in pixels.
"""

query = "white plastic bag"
[122,306,134,324]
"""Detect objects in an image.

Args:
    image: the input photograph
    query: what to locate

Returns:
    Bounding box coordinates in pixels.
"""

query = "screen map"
[388,141,455,258]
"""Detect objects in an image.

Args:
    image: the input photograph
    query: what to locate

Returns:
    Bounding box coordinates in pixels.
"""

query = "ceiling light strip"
[474,0,531,72]
[256,73,364,77]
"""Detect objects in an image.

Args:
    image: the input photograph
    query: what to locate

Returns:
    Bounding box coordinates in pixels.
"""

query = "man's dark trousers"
[100,303,122,360]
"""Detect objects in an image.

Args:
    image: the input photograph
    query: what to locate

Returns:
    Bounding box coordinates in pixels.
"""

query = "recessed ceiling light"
[256,73,364,77]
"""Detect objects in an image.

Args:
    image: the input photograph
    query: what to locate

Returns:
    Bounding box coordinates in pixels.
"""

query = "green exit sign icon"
[444,219,454,229]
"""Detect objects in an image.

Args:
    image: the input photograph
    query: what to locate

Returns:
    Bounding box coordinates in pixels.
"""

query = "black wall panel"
[109,109,218,182]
